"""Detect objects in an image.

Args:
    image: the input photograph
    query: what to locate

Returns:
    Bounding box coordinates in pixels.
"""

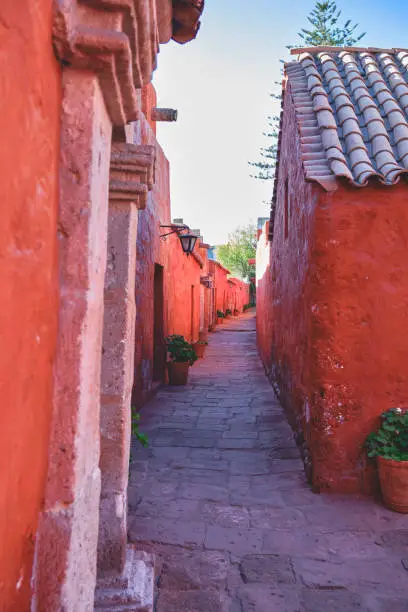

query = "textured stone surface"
[35,70,112,611]
[98,143,144,575]
[128,311,408,610]
[300,588,364,612]
[157,590,228,612]
[94,548,154,611]
[239,555,295,584]
[158,551,229,591]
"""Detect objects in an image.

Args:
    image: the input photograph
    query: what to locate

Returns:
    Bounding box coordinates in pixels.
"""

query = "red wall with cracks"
[256,83,408,494]
[0,1,61,607]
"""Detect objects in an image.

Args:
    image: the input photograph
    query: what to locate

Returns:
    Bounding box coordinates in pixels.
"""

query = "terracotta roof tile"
[286,47,408,189]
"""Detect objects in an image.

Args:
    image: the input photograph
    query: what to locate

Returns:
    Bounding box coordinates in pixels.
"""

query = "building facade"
[1,1,205,609]
[257,48,408,495]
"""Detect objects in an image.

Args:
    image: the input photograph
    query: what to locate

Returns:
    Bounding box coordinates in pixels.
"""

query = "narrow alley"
[128,311,408,612]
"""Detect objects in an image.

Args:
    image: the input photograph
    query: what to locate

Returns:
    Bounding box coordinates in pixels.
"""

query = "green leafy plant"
[131,408,149,448]
[194,340,208,346]
[165,335,197,365]
[249,1,366,185]
[225,309,232,316]
[365,408,408,461]
[243,304,252,311]
[217,310,225,318]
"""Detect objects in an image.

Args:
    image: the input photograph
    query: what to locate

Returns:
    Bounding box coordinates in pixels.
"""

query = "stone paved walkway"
[128,311,408,612]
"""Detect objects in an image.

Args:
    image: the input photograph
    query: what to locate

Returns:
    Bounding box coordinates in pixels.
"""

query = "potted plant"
[217,310,225,324]
[193,339,208,358]
[165,335,197,385]
[225,308,232,318]
[365,407,408,513]
[234,308,239,316]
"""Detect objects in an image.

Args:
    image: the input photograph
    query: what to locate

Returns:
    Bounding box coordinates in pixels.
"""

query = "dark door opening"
[190,284,195,342]
[153,264,165,382]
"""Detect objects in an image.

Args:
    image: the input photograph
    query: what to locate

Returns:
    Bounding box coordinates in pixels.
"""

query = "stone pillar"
[34,69,112,611]
[95,141,155,610]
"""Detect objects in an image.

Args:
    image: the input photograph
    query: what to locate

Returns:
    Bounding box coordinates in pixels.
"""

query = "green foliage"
[299,1,365,46]
[243,304,252,311]
[249,1,366,183]
[225,309,232,316]
[131,409,148,448]
[365,408,408,461]
[216,224,256,281]
[217,310,225,318]
[195,340,208,346]
[165,335,198,365]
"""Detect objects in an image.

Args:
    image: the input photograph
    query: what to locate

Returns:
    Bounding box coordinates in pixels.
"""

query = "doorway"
[190,284,196,342]
[153,264,165,382]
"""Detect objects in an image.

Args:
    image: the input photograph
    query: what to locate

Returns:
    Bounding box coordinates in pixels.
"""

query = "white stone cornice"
[52,0,204,125]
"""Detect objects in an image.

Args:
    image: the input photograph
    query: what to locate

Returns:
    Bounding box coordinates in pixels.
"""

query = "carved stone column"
[95,142,155,609]
[33,1,204,609]
[34,69,112,611]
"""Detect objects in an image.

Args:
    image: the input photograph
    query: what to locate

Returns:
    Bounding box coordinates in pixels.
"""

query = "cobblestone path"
[128,311,408,612]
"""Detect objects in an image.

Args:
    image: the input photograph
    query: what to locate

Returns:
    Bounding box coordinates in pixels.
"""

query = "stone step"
[94,549,154,612]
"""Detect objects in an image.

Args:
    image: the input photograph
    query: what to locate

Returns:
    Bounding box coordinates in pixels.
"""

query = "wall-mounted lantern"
[179,232,198,255]
[160,224,197,255]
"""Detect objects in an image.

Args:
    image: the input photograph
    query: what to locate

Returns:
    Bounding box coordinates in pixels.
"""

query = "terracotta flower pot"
[377,456,408,513]
[217,317,224,325]
[193,342,207,358]
[199,331,208,342]
[167,361,190,386]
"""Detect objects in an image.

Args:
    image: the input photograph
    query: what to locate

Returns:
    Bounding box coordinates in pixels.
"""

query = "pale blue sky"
[153,1,408,244]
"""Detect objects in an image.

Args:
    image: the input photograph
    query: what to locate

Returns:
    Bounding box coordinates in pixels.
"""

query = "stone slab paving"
[128,311,408,611]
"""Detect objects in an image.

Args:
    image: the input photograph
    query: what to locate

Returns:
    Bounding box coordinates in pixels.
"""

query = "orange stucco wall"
[214,264,250,316]
[257,82,408,494]
[309,183,408,493]
[0,2,61,607]
[132,95,248,408]
[133,109,211,406]
[256,221,274,372]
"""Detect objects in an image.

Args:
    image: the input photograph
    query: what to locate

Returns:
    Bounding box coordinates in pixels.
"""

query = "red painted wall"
[0,1,61,607]
[213,263,249,316]
[257,82,408,493]
[309,183,408,493]
[256,221,274,372]
[259,85,320,478]
[229,278,250,313]
[132,95,249,407]
[133,106,211,406]
[214,262,230,314]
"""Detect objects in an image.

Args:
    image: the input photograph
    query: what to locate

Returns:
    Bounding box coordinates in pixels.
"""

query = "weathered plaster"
[34,70,112,611]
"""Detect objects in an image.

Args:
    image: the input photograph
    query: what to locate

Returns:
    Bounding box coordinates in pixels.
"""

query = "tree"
[216,224,257,282]
[249,1,365,182]
[299,1,366,46]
